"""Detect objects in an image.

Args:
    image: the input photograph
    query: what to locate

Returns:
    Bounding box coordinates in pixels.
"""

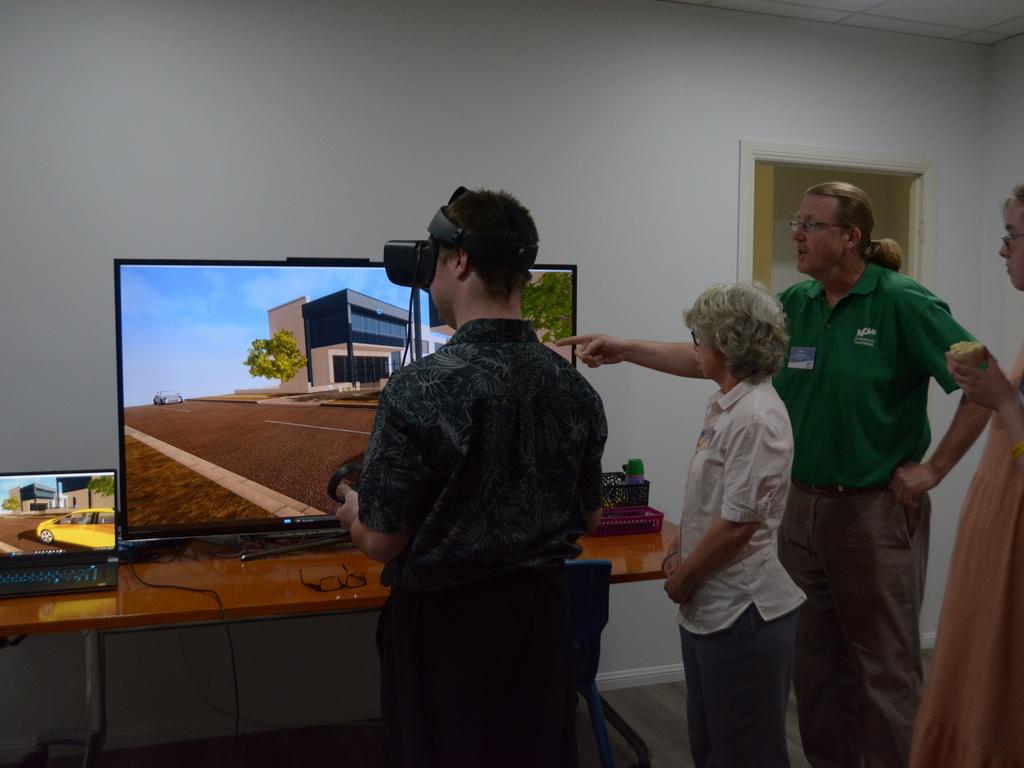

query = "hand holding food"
[947,342,1016,413]
[948,340,987,368]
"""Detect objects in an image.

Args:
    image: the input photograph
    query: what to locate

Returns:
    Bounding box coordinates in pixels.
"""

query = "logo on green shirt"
[854,327,878,348]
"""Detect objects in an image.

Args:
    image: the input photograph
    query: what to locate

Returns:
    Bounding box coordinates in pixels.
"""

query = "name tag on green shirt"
[788,347,816,370]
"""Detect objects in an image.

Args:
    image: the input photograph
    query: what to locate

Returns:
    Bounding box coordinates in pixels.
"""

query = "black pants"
[680,605,799,768]
[376,565,577,768]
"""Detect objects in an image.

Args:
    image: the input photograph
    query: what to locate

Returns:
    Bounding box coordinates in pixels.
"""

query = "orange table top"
[579,520,677,584]
[0,522,677,636]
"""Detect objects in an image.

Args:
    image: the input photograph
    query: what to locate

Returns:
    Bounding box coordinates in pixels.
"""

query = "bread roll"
[949,341,987,368]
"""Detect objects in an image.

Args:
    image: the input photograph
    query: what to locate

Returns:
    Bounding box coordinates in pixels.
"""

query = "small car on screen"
[153,390,184,405]
[36,508,116,548]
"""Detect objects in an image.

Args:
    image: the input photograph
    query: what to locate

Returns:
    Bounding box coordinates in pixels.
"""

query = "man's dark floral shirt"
[357,319,607,591]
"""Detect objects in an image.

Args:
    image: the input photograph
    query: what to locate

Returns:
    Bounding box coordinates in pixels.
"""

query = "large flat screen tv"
[114,259,577,542]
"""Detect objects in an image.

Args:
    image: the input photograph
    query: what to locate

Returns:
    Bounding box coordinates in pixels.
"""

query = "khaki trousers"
[778,483,930,768]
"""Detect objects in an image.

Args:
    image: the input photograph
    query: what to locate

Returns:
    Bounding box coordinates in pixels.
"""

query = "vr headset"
[383,186,539,288]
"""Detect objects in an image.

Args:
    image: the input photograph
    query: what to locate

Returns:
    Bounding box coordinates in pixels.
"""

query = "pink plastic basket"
[592,506,664,536]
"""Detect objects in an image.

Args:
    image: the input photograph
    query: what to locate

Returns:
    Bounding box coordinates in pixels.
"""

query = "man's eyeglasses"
[789,220,844,234]
[299,565,368,592]
[1001,232,1024,247]
[690,330,701,348]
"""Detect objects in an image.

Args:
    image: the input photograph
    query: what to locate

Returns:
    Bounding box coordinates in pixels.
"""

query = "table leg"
[82,629,106,768]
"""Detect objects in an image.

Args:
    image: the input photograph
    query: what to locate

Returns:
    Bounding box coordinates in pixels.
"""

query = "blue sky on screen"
[0,475,53,500]
[0,472,113,504]
[118,264,416,407]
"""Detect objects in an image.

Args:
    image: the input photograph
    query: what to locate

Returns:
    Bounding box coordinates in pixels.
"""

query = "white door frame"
[737,140,938,288]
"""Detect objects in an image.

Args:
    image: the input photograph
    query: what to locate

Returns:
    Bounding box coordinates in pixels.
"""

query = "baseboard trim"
[593,630,938,692]
[596,663,686,691]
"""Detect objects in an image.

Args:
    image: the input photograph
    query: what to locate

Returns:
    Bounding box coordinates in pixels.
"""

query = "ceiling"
[658,0,1024,45]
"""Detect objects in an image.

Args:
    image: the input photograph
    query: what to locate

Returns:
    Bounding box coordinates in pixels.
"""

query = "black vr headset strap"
[429,188,538,271]
[459,232,537,270]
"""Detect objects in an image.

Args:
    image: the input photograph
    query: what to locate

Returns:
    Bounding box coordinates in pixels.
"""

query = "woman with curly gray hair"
[683,281,789,382]
[661,282,805,768]
[561,282,804,766]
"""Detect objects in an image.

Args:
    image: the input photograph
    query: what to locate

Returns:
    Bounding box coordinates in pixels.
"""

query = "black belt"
[792,479,890,496]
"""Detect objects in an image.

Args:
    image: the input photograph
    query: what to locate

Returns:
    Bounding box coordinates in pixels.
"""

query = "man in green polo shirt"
[774,181,988,768]
[558,181,990,768]
[777,266,968,490]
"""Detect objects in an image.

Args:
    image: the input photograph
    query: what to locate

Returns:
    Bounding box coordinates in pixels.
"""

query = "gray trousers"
[679,604,799,768]
[778,483,930,768]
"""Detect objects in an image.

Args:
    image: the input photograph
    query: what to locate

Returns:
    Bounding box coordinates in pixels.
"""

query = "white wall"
[0,0,1000,757]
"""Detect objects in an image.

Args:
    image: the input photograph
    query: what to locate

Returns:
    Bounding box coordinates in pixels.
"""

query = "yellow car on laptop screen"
[35,508,115,548]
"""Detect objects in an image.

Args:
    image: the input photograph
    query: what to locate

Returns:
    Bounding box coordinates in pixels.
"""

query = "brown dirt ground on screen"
[124,435,273,526]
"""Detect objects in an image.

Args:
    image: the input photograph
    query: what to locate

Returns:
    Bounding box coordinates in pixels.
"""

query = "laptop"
[0,469,119,598]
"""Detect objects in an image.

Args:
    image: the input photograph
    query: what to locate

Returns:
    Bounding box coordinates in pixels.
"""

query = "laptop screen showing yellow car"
[0,470,117,558]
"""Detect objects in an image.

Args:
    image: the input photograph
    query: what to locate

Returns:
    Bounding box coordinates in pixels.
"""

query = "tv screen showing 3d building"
[0,471,117,555]
[115,260,576,540]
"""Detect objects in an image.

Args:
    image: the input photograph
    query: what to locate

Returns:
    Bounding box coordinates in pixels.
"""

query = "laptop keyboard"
[0,562,119,597]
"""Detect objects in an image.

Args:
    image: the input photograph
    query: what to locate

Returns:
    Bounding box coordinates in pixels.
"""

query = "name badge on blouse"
[788,346,816,370]
[696,428,715,449]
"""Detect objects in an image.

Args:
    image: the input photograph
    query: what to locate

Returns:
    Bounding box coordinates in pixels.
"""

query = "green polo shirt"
[773,263,973,488]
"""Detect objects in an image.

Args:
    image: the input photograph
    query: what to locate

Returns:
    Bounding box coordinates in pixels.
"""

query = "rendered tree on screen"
[88,476,116,498]
[522,271,572,344]
[2,496,19,512]
[245,329,308,383]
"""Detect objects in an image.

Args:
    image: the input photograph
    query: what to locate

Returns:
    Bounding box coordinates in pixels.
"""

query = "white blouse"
[676,379,805,634]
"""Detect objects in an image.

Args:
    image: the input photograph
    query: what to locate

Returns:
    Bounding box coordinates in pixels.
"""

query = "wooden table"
[581,521,677,584]
[0,522,677,636]
[0,523,676,767]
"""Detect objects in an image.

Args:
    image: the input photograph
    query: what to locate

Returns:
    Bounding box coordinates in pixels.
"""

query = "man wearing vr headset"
[336,187,607,767]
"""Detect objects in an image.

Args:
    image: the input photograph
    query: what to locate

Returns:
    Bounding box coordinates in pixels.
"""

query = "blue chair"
[566,559,652,768]
[567,559,615,768]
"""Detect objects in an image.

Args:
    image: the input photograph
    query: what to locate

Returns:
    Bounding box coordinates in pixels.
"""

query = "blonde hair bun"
[868,238,903,271]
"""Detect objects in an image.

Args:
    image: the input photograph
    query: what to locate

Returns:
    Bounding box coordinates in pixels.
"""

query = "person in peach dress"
[909,184,1024,767]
